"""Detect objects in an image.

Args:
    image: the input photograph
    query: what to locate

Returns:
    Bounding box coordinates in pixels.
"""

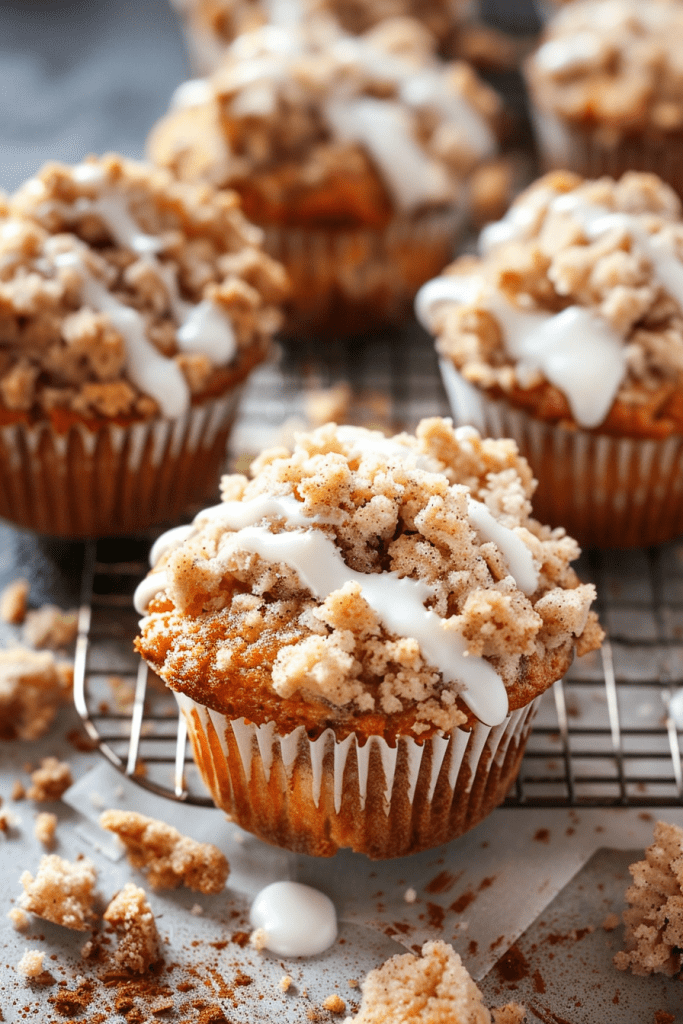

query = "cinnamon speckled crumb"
[103,883,160,974]
[279,975,293,992]
[34,812,57,847]
[7,907,30,931]
[19,854,97,931]
[0,578,29,625]
[27,758,73,802]
[23,606,78,650]
[0,648,72,741]
[324,994,346,1013]
[16,950,44,979]
[250,927,268,951]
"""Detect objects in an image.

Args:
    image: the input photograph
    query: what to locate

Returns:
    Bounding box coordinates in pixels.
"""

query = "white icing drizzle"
[171,77,214,110]
[400,70,496,160]
[467,500,537,596]
[249,882,337,957]
[533,31,607,77]
[176,299,236,364]
[134,571,169,613]
[149,525,195,568]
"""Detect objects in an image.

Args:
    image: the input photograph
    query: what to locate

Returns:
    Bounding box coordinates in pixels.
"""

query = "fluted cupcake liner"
[0,387,244,538]
[175,690,539,859]
[440,357,683,548]
[262,207,463,338]
[530,107,683,199]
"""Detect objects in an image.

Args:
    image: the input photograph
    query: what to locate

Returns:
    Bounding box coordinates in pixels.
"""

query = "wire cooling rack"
[73,326,683,808]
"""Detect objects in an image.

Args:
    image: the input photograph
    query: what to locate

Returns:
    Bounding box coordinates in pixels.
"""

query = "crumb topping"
[0,578,29,625]
[23,606,78,650]
[149,19,500,226]
[27,757,73,802]
[34,812,58,848]
[0,647,73,741]
[99,809,229,893]
[0,154,286,423]
[19,854,97,931]
[614,819,683,978]
[103,883,161,974]
[343,939,492,1023]
[16,949,45,979]
[527,0,683,138]
[421,170,683,436]
[136,419,601,736]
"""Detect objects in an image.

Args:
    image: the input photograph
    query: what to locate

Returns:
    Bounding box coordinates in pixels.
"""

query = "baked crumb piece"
[305,384,352,429]
[16,949,45,979]
[0,578,29,625]
[279,975,293,993]
[99,809,229,893]
[0,648,72,740]
[19,854,97,930]
[404,888,417,904]
[23,605,78,650]
[0,807,17,832]
[344,940,493,1023]
[151,995,175,1014]
[250,927,268,951]
[602,912,620,932]
[491,1005,526,1024]
[8,907,30,931]
[80,940,93,959]
[34,812,57,847]
[324,994,346,1013]
[12,780,26,801]
[348,979,359,988]
[103,883,160,974]
[190,903,204,916]
[27,757,73,802]
[614,820,683,977]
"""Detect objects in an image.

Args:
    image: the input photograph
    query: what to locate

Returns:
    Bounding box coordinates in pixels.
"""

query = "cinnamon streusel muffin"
[134,418,602,857]
[525,0,683,197]
[417,169,683,547]
[149,18,502,336]
[0,154,287,536]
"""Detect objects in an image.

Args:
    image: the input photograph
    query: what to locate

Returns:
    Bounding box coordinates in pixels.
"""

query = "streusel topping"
[417,170,683,434]
[149,18,499,225]
[135,419,601,733]
[1,154,286,422]
[527,0,683,139]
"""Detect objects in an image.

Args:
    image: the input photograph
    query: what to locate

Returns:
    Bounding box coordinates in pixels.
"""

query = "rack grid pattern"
[73,328,683,808]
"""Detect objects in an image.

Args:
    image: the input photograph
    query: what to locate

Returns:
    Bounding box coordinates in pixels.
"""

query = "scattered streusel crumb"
[614,820,683,977]
[0,578,29,625]
[190,904,204,916]
[80,940,93,959]
[348,979,359,988]
[602,913,620,932]
[404,888,417,904]
[19,854,97,930]
[324,994,346,1013]
[23,605,78,650]
[27,757,73,802]
[0,808,16,832]
[16,949,44,979]
[279,975,293,993]
[34,812,57,848]
[103,883,160,974]
[250,927,268,951]
[150,995,175,1014]
[0,648,72,740]
[99,809,229,893]
[491,1005,527,1024]
[8,907,30,931]
[305,383,352,429]
[12,780,25,801]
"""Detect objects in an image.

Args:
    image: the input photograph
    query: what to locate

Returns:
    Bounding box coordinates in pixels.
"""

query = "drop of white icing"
[249,882,337,957]
[176,299,237,364]
[468,500,537,596]
[171,78,214,110]
[149,525,195,568]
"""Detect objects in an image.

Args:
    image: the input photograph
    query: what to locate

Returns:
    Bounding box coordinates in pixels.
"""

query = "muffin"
[0,154,287,537]
[134,418,602,858]
[169,0,472,73]
[525,0,683,197]
[417,169,683,548]
[149,18,502,336]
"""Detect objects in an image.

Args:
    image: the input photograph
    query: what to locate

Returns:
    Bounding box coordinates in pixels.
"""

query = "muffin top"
[135,418,602,737]
[0,154,287,424]
[526,0,683,139]
[148,18,500,228]
[417,170,683,436]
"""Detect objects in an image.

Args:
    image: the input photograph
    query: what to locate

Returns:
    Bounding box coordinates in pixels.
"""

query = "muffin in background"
[134,418,602,858]
[0,154,287,537]
[149,18,503,336]
[526,0,683,197]
[417,169,683,548]
[169,0,473,72]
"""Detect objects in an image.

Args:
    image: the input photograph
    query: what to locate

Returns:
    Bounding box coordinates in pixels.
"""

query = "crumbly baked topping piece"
[99,809,229,893]
[149,19,500,226]
[614,820,683,978]
[16,949,45,979]
[0,578,29,625]
[1,154,286,423]
[34,812,58,847]
[23,606,78,650]
[343,939,492,1023]
[103,883,160,974]
[0,647,72,740]
[136,419,602,736]
[421,171,683,435]
[8,907,30,931]
[527,0,683,138]
[27,757,73,802]
[19,854,97,930]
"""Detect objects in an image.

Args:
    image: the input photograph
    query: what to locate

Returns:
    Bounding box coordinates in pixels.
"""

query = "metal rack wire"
[73,327,683,808]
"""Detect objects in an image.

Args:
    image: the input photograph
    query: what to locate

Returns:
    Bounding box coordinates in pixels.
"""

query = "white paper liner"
[0,385,244,537]
[174,689,540,858]
[262,207,463,336]
[440,357,683,547]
